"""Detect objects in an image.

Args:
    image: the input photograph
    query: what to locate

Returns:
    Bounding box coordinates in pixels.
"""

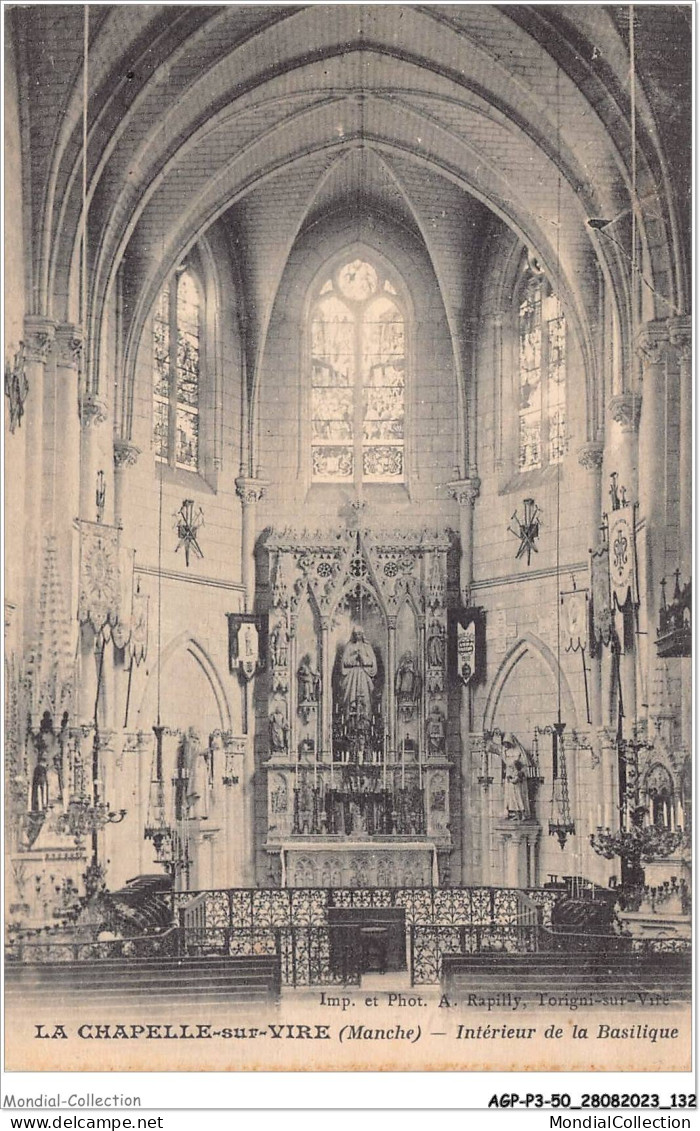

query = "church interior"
[4,4,692,992]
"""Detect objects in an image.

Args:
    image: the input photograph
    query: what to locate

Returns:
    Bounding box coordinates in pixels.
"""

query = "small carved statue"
[396,650,421,720]
[269,622,289,668]
[427,704,446,756]
[269,704,289,754]
[499,734,531,820]
[427,619,445,668]
[297,654,320,703]
[208,730,224,782]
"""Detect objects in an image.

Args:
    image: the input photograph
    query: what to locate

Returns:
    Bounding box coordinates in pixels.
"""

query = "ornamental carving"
[608,393,642,434]
[637,340,667,369]
[23,319,55,364]
[636,322,670,369]
[81,393,109,428]
[447,476,481,507]
[668,316,691,361]
[78,521,120,635]
[55,326,83,369]
[577,441,604,472]
[113,440,141,469]
[235,476,268,506]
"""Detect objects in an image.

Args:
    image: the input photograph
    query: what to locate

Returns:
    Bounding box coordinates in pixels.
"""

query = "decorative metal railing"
[170,885,556,931]
[6,925,181,964]
[410,923,540,984]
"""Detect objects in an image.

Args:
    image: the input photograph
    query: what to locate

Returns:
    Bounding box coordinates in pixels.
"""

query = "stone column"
[447,477,480,886]
[668,316,692,750]
[577,441,604,728]
[222,734,248,887]
[80,391,109,520]
[636,322,671,724]
[235,476,267,884]
[489,311,506,473]
[235,476,268,610]
[495,823,540,888]
[468,733,490,886]
[54,325,82,523]
[22,317,55,646]
[607,391,643,728]
[667,318,692,578]
[386,615,397,761]
[53,327,83,669]
[320,616,332,763]
[113,440,141,529]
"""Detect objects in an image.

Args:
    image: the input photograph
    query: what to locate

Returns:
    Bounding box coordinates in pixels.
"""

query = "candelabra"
[590,805,683,887]
[55,796,126,845]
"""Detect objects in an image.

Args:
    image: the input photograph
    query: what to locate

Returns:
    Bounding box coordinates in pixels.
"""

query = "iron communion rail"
[7,887,689,987]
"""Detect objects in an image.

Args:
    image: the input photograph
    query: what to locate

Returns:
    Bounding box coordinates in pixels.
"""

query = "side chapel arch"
[482,633,577,734]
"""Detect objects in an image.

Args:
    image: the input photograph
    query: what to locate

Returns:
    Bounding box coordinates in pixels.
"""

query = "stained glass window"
[311,258,405,484]
[518,274,566,472]
[152,268,201,470]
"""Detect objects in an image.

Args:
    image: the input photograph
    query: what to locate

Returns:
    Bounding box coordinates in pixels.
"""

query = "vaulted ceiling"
[10,3,690,395]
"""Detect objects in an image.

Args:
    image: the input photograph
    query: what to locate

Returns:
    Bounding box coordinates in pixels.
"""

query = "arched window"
[310,257,406,484]
[518,272,566,472]
[153,267,201,471]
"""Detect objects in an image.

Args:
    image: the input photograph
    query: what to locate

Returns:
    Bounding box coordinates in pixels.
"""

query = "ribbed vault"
[10,3,690,450]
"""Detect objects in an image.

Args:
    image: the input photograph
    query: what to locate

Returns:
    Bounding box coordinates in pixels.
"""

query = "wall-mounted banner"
[227,613,268,680]
[78,519,121,636]
[590,544,613,650]
[450,607,485,687]
[608,502,639,611]
[561,586,589,653]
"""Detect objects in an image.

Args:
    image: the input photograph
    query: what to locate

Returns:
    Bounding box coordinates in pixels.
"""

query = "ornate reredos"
[265,525,452,618]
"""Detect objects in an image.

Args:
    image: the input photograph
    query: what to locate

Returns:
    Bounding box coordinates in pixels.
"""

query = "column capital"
[23,317,55,363]
[447,476,481,507]
[113,439,141,469]
[608,392,642,433]
[668,315,692,360]
[80,392,109,428]
[636,320,671,368]
[577,440,604,472]
[55,324,83,369]
[235,476,269,506]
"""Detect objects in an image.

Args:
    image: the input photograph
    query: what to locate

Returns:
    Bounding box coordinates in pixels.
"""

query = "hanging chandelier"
[548,722,575,848]
[144,725,192,878]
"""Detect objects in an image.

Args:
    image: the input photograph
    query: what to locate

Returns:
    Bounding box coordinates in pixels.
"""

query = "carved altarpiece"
[263,524,453,885]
